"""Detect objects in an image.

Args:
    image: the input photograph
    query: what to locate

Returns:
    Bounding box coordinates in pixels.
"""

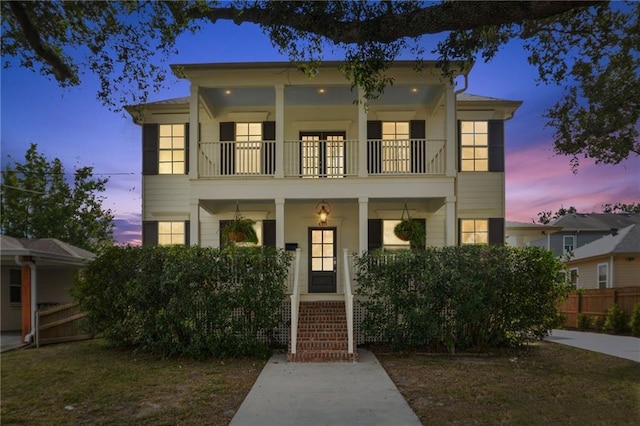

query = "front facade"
[130,61,521,300]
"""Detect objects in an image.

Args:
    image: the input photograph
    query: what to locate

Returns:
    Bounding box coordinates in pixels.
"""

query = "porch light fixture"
[316,200,331,226]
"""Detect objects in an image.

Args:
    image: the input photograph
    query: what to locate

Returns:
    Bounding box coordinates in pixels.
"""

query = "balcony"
[198,139,446,178]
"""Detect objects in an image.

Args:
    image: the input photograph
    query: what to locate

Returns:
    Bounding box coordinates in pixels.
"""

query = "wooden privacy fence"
[558,287,640,328]
[37,302,92,347]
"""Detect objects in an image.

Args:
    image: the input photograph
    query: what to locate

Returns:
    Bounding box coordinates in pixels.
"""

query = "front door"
[309,227,337,293]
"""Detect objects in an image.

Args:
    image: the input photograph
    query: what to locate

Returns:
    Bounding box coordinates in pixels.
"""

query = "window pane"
[174,150,185,162]
[476,233,488,244]
[312,244,322,257]
[173,163,185,174]
[461,160,474,171]
[172,138,184,149]
[475,134,488,146]
[323,258,333,271]
[159,151,172,161]
[461,220,474,232]
[249,122,262,136]
[323,230,333,243]
[159,125,172,137]
[172,125,184,137]
[474,121,488,133]
[10,286,21,303]
[475,220,488,232]
[382,122,396,134]
[461,147,474,159]
[474,147,487,159]
[396,122,409,135]
[475,160,488,171]
[159,137,172,149]
[158,234,172,245]
[461,134,474,145]
[236,123,249,137]
[323,245,333,257]
[312,258,323,271]
[312,230,322,244]
[158,163,172,174]
[460,121,474,133]
[159,222,171,233]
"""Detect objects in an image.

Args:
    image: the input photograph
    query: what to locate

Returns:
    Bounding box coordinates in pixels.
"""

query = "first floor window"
[569,268,579,288]
[158,221,185,245]
[461,219,488,245]
[382,220,411,250]
[10,269,21,304]
[597,263,608,289]
[158,124,185,174]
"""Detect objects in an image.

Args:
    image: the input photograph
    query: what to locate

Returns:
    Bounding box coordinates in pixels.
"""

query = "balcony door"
[309,228,337,293]
[300,131,346,178]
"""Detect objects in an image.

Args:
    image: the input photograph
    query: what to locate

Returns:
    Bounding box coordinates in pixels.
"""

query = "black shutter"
[219,220,230,248]
[142,124,158,175]
[368,219,383,251]
[410,218,426,250]
[488,218,505,246]
[184,123,189,174]
[263,219,276,247]
[410,120,426,173]
[220,122,235,175]
[142,221,158,246]
[488,120,505,172]
[367,121,382,174]
[184,220,190,246]
[263,121,276,175]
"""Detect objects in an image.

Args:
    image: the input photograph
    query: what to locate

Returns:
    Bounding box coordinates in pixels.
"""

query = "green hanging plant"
[394,202,425,247]
[222,203,258,244]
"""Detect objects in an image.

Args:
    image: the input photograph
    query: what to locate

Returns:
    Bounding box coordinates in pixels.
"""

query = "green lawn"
[2,339,639,425]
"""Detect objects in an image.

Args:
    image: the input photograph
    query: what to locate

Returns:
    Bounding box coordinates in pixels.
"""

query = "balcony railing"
[198,139,445,178]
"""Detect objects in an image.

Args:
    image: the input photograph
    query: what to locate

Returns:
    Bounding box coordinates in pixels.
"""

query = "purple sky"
[2,21,638,245]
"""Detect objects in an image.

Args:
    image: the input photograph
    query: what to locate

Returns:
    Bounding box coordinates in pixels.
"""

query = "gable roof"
[570,225,640,261]
[551,213,640,232]
[0,235,95,266]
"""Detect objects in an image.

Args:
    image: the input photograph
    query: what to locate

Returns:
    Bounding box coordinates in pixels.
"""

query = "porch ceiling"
[200,84,441,110]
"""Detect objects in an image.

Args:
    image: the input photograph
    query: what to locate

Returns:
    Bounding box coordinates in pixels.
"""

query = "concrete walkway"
[545,329,640,362]
[1,332,26,353]
[230,349,421,426]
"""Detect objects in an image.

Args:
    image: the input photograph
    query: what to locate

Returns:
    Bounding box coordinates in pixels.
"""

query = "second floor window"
[159,124,185,174]
[235,122,262,174]
[158,221,185,245]
[460,121,488,171]
[460,219,488,245]
[563,235,575,254]
[382,122,410,173]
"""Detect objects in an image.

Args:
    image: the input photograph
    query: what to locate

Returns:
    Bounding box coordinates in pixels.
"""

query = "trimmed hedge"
[72,245,292,358]
[354,246,571,353]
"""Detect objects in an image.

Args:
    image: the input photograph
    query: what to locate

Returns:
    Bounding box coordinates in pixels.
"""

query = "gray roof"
[551,213,640,232]
[571,225,640,260]
[0,235,95,265]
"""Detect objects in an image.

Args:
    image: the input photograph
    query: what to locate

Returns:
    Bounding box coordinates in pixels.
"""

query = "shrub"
[592,315,605,331]
[577,313,591,331]
[629,303,640,337]
[354,246,571,353]
[603,303,628,334]
[72,245,292,358]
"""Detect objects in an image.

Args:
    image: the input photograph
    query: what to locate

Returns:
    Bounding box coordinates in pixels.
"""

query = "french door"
[300,131,346,178]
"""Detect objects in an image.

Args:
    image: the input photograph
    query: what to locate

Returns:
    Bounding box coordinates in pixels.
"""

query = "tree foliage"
[1,143,115,251]
[2,1,638,167]
[535,201,640,224]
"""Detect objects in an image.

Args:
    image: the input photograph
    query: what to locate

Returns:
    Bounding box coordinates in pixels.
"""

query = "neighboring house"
[530,213,640,257]
[564,225,640,289]
[126,61,522,360]
[0,236,94,341]
[505,221,562,248]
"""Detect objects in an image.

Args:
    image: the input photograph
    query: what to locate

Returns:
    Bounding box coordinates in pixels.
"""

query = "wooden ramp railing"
[37,303,92,347]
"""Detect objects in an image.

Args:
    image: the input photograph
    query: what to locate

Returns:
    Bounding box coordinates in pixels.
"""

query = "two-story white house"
[127,61,521,361]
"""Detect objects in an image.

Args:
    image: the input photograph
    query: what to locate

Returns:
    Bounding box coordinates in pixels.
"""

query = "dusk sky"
[2,19,639,245]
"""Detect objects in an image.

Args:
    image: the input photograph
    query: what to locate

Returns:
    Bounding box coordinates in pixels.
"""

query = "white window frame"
[158,221,186,246]
[569,267,579,289]
[235,122,262,175]
[597,263,609,289]
[460,121,488,172]
[563,235,575,254]
[158,124,185,174]
[382,121,410,173]
[460,219,489,245]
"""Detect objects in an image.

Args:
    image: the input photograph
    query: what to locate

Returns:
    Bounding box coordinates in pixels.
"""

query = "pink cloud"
[506,145,640,223]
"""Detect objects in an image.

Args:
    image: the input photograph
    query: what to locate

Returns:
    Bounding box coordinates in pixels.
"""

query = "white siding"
[457,173,504,217]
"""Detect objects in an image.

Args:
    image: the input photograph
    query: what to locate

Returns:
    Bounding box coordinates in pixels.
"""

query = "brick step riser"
[288,352,359,363]
[296,333,349,340]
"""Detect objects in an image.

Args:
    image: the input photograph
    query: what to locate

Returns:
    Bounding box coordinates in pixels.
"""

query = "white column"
[359,197,368,253]
[189,84,199,178]
[189,199,199,246]
[445,83,456,177]
[445,196,456,246]
[358,87,368,178]
[275,198,285,248]
[275,84,285,178]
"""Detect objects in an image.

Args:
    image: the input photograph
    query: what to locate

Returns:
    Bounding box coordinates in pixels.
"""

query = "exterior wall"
[567,258,600,289]
[612,256,640,287]
[1,265,77,332]
[1,266,22,331]
[566,255,640,289]
[456,173,504,218]
[548,231,612,257]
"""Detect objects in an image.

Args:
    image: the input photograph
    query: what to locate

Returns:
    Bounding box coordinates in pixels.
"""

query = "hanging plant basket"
[393,202,426,246]
[222,203,258,244]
